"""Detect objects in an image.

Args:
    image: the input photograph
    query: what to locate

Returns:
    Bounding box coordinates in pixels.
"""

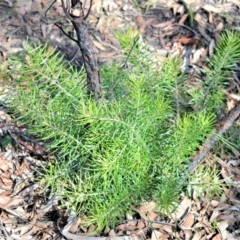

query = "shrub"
[5,29,240,230]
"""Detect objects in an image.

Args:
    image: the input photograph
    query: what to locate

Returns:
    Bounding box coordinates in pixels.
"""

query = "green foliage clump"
[4,29,240,230]
[184,31,240,113]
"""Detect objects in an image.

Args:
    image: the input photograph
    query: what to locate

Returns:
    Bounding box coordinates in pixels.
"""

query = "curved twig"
[84,0,92,20]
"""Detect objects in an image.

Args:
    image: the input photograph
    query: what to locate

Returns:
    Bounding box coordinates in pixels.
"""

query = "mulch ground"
[0,0,240,239]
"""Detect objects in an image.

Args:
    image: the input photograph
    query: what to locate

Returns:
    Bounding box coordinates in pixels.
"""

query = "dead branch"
[61,0,101,97]
[44,0,101,97]
[0,121,47,155]
[186,100,240,176]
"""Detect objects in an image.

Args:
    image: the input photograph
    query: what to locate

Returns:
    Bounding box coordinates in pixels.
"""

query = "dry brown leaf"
[184,229,193,240]
[0,196,11,206]
[93,40,107,51]
[177,37,200,45]
[179,14,188,25]
[1,213,18,225]
[208,11,214,24]
[225,94,240,110]
[217,220,235,239]
[214,22,224,32]
[210,200,219,208]
[194,13,207,27]
[182,213,195,228]
[96,19,110,35]
[201,4,228,14]
[0,159,10,172]
[212,234,222,240]
[227,97,240,111]
[151,230,169,240]
[21,224,42,237]
[193,198,201,212]
[147,211,158,221]
[101,41,119,51]
[106,16,123,29]
[0,189,12,196]
[202,217,212,233]
[136,221,145,229]
[151,223,172,234]
[116,223,128,230]
[105,35,121,48]
[171,197,192,220]
[171,3,184,16]
[192,229,206,240]
[69,217,81,233]
[152,19,175,28]
[137,17,157,34]
[179,230,185,239]
[138,210,148,221]
[0,176,13,188]
[5,196,24,208]
[41,232,55,240]
[41,24,48,39]
[109,229,117,237]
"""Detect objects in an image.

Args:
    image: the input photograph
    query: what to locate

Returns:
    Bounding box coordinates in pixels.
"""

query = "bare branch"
[185,100,240,178]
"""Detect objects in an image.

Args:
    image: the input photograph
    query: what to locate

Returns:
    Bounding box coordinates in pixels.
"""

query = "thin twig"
[172,23,198,36]
[43,0,57,20]
[84,0,92,20]
[54,22,78,43]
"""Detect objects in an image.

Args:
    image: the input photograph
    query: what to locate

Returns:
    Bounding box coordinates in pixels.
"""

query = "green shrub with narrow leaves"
[4,29,240,230]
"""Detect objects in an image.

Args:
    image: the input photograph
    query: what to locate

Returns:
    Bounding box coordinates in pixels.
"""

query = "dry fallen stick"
[186,100,240,177]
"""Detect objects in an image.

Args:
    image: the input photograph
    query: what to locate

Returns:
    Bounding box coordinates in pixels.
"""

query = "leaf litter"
[0,0,240,239]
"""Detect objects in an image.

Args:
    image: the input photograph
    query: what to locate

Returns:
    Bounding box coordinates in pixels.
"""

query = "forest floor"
[0,0,240,239]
